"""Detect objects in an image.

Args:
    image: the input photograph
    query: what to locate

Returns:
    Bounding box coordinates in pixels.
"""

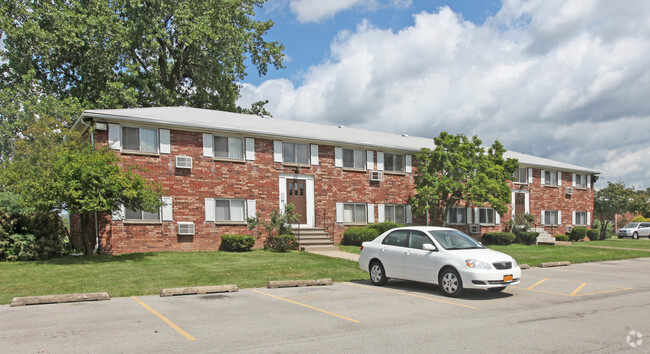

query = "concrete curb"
[11,292,110,307]
[519,264,530,269]
[267,279,333,289]
[540,261,571,268]
[160,284,238,297]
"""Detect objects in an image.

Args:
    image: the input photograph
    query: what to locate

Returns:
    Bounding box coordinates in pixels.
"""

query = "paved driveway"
[2,258,649,353]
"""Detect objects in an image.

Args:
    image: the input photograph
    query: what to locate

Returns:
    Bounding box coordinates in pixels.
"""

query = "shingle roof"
[77,106,600,174]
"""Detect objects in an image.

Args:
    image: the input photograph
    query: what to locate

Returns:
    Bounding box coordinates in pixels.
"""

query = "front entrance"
[514,193,526,217]
[286,178,307,224]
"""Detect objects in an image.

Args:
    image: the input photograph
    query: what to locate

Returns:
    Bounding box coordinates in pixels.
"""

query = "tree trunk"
[80,213,93,255]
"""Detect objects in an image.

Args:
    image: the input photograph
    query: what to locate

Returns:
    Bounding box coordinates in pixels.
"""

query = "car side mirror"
[422,243,437,251]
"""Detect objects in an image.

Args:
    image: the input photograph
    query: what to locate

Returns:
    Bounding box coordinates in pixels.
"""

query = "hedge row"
[481,232,516,245]
[342,222,403,246]
[220,234,256,252]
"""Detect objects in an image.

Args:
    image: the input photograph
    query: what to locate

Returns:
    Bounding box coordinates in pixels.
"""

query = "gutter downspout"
[78,118,100,255]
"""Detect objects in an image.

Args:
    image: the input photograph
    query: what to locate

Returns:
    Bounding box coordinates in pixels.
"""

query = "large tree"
[594,181,636,239]
[411,132,519,227]
[0,119,163,255]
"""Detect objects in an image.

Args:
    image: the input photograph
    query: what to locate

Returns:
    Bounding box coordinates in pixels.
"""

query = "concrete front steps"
[532,227,556,245]
[295,228,338,252]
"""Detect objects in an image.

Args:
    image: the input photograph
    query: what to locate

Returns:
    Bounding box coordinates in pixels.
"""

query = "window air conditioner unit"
[470,225,481,234]
[178,222,195,235]
[565,187,574,195]
[175,156,193,169]
[369,170,383,182]
[565,225,573,234]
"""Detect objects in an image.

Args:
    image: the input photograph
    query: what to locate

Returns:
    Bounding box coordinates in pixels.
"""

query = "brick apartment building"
[71,107,599,254]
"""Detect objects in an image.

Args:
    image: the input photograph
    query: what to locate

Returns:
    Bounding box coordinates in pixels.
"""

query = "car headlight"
[465,259,492,270]
[512,259,518,268]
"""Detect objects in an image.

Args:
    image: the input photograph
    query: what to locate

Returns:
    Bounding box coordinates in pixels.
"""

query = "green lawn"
[570,238,650,250]
[338,245,362,254]
[0,250,367,305]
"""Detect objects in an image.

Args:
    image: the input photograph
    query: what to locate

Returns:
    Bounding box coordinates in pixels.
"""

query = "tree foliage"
[0,119,163,255]
[594,181,635,239]
[411,132,518,226]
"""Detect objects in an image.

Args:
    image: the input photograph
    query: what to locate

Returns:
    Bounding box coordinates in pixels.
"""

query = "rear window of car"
[382,230,408,247]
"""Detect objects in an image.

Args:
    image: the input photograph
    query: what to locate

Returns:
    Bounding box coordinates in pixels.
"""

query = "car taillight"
[360,245,364,252]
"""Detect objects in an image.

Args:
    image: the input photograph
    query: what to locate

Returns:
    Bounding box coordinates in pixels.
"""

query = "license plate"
[503,275,514,283]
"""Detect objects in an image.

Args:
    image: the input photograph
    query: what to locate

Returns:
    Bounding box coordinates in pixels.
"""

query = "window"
[343,149,365,169]
[214,136,244,160]
[124,207,160,221]
[215,199,246,222]
[446,207,466,224]
[575,174,587,188]
[385,204,406,223]
[382,230,408,247]
[343,203,367,224]
[478,208,495,225]
[283,142,309,165]
[384,153,405,173]
[512,168,528,183]
[122,127,158,153]
[544,170,559,186]
[575,211,587,226]
[408,231,434,249]
[544,210,558,226]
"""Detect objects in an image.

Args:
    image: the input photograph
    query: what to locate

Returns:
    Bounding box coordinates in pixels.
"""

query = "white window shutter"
[310,144,319,165]
[406,205,412,224]
[466,208,472,225]
[205,198,215,222]
[474,208,479,223]
[495,212,500,225]
[112,205,125,221]
[405,155,412,173]
[273,141,283,162]
[528,168,533,184]
[367,204,375,224]
[336,203,344,223]
[245,138,255,161]
[541,170,546,185]
[334,147,343,167]
[366,151,374,170]
[541,210,545,225]
[108,124,121,150]
[557,211,562,225]
[587,175,591,189]
[378,204,385,222]
[558,171,562,186]
[572,211,576,225]
[161,197,173,221]
[587,212,591,226]
[572,173,576,187]
[159,129,171,154]
[377,152,384,171]
[246,199,256,219]
[202,133,213,157]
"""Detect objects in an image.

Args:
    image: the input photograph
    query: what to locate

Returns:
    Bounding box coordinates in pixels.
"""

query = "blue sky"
[237,0,650,190]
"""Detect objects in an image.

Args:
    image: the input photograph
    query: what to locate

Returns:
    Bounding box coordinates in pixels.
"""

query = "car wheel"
[488,287,506,293]
[369,261,387,286]
[633,232,639,239]
[439,268,463,297]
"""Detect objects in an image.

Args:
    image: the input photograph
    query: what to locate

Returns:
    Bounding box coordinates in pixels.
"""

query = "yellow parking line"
[574,288,632,297]
[345,283,477,309]
[131,297,196,341]
[527,278,548,290]
[253,290,360,323]
[570,283,587,296]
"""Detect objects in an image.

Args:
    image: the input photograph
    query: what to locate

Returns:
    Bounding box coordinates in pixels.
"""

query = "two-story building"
[70,107,598,254]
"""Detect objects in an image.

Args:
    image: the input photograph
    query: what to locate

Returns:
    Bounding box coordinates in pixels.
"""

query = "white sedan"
[359,226,521,297]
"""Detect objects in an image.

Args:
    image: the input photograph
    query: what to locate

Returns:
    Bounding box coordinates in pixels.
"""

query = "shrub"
[569,227,588,242]
[586,229,600,241]
[367,222,403,235]
[632,216,649,222]
[481,232,516,245]
[554,234,569,242]
[220,234,256,252]
[269,234,297,253]
[342,227,380,246]
[515,232,539,245]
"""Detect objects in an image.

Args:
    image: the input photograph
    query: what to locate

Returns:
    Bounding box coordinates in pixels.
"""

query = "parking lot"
[2,257,650,353]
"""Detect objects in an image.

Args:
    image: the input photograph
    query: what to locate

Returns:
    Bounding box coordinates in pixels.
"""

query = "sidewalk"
[305,249,360,262]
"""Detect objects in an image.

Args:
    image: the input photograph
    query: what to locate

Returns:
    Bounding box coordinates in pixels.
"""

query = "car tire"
[439,268,463,297]
[633,232,639,239]
[369,261,387,286]
[488,287,506,293]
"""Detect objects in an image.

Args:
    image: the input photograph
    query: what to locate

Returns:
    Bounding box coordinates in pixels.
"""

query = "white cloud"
[239,0,650,189]
[289,0,378,23]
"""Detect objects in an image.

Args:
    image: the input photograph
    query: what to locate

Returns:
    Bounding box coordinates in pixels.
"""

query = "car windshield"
[623,223,640,228]
[428,229,485,250]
